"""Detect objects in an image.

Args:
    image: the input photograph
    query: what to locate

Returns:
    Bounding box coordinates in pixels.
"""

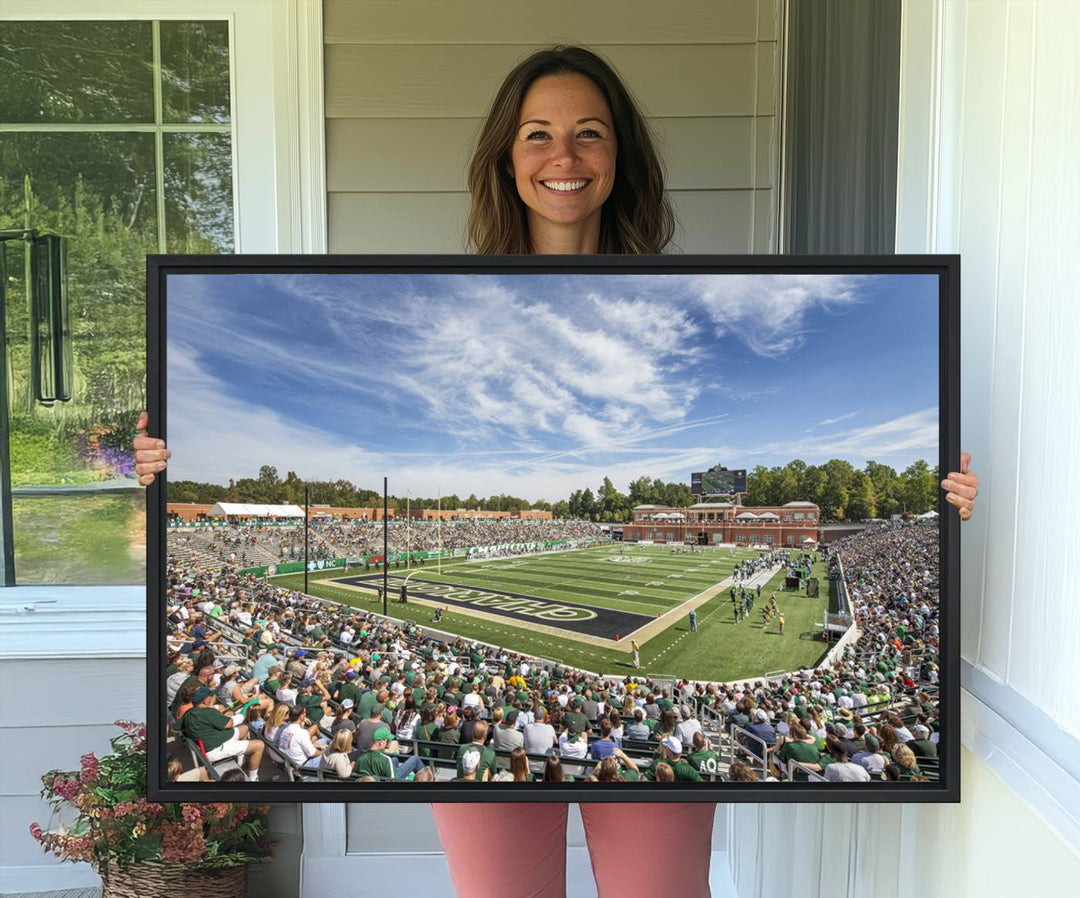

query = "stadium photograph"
[155,263,949,795]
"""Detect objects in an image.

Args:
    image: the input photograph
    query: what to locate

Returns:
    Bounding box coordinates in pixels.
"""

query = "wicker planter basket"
[100,862,247,898]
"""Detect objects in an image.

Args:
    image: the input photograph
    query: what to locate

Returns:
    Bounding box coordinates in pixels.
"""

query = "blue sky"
[166,272,939,502]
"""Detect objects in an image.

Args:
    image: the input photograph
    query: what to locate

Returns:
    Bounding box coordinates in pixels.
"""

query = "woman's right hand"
[133,411,171,486]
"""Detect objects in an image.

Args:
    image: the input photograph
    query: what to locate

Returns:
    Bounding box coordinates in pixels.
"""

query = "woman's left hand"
[940,452,979,521]
[133,411,171,485]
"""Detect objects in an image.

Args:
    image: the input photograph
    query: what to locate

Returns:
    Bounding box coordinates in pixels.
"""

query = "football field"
[273,544,836,683]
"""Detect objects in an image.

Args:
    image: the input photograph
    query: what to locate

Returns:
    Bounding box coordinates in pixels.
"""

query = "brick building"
[167,503,217,522]
[620,500,820,548]
[166,503,395,522]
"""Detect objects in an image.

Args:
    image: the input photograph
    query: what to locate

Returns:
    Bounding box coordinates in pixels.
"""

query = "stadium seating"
[164,518,940,788]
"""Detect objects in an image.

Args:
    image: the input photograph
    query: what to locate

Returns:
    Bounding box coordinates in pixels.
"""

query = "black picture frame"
[147,253,960,803]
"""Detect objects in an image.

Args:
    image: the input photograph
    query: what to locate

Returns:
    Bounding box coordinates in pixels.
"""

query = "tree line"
[167,457,939,524]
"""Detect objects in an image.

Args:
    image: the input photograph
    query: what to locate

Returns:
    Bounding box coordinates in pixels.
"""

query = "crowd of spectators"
[165,520,941,786]
[168,517,608,568]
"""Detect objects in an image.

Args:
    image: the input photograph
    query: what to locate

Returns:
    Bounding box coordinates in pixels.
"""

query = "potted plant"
[30,720,274,898]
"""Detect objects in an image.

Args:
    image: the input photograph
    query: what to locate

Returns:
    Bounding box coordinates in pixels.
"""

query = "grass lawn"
[270,546,834,683]
[13,493,145,584]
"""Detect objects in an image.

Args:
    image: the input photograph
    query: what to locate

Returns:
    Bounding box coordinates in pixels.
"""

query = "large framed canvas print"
[147,254,960,802]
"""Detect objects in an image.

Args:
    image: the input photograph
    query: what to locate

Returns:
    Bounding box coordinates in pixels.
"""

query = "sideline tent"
[207,502,305,520]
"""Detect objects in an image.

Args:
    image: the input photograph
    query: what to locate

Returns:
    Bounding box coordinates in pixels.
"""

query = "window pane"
[164,133,235,252]
[160,21,232,124]
[1,132,156,429]
[12,493,145,585]
[2,132,155,585]
[2,20,235,587]
[0,22,154,124]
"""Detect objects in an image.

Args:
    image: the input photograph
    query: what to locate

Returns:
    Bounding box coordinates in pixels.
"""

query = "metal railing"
[727,723,771,780]
[787,759,827,782]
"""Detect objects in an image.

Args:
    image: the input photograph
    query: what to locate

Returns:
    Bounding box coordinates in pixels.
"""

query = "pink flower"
[136,798,165,818]
[29,822,44,843]
[52,778,80,801]
[181,804,203,824]
[160,822,206,863]
[80,753,100,782]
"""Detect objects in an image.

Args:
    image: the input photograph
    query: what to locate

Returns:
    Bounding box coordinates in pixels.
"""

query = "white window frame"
[0,0,325,656]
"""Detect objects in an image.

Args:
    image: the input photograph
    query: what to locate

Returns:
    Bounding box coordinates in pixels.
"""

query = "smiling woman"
[466,45,674,255]
[509,73,617,252]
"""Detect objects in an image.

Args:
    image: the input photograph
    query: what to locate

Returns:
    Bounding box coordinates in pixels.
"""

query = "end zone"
[332,573,652,641]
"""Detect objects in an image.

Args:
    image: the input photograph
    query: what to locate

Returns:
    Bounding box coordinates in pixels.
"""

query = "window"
[737,533,745,543]
[794,512,805,521]
[750,534,759,544]
[764,535,773,545]
[786,536,794,546]
[1,19,234,584]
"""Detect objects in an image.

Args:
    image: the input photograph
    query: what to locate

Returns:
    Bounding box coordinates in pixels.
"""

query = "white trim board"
[960,674,1080,854]
[0,587,145,660]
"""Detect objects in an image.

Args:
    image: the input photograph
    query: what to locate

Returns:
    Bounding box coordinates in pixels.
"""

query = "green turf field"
[271,545,835,683]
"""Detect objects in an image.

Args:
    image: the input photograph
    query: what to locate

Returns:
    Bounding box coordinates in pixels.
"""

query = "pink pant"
[431,802,716,898]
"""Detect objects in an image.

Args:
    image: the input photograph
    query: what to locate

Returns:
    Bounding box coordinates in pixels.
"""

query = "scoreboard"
[691,465,747,496]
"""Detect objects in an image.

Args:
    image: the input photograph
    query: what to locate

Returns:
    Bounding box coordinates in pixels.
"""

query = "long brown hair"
[509,746,530,782]
[467,45,675,254]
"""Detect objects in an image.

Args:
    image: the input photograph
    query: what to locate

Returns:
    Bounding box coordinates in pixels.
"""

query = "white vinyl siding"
[324,0,782,254]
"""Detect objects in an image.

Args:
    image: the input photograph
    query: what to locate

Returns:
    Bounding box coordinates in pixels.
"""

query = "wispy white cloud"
[748,408,938,463]
[818,410,861,426]
[686,274,870,357]
[167,342,385,484]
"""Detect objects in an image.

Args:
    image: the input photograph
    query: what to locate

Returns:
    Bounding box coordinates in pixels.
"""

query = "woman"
[540,755,566,783]
[594,756,622,783]
[166,658,194,706]
[320,729,356,780]
[876,722,901,762]
[414,705,439,759]
[653,707,678,743]
[435,708,461,760]
[263,702,290,746]
[653,762,675,783]
[727,760,759,783]
[174,681,200,721]
[136,42,979,898]
[394,696,421,744]
[891,743,922,781]
[508,746,533,783]
[607,707,624,747]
